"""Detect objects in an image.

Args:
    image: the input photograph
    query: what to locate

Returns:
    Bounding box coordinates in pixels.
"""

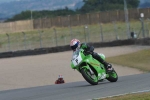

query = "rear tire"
[107,70,118,82]
[81,68,98,85]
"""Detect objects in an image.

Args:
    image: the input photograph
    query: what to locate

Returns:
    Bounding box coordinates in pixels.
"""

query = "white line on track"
[91,89,150,100]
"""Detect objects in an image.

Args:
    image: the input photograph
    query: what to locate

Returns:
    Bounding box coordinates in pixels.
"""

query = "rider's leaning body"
[70,39,113,72]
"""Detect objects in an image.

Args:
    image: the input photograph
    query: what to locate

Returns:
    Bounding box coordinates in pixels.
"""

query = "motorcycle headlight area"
[72,54,82,66]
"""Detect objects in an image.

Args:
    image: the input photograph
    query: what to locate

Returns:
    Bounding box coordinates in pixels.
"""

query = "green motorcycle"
[71,49,118,85]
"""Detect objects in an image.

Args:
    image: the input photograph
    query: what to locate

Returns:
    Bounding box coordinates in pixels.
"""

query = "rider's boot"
[102,61,113,72]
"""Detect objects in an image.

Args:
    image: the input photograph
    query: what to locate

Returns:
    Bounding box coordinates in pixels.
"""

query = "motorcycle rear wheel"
[107,70,118,82]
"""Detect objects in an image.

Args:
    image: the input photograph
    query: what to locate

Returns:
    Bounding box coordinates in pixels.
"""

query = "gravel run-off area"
[0,45,149,91]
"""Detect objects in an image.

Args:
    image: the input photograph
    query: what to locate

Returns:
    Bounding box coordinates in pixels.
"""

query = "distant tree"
[6,10,31,21]
[6,8,76,22]
[5,0,140,22]
[79,0,140,13]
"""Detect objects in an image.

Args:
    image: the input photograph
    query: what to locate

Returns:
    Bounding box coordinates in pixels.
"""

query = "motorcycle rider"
[70,39,113,72]
[55,75,65,84]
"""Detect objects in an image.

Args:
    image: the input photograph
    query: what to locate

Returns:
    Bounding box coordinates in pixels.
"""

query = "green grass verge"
[97,92,150,100]
[106,49,150,72]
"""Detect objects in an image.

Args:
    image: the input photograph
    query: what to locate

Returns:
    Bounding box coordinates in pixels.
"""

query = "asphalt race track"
[0,73,150,100]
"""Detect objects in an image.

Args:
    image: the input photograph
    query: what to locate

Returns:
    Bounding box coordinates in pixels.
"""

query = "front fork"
[80,65,92,74]
[80,65,109,80]
[89,68,94,75]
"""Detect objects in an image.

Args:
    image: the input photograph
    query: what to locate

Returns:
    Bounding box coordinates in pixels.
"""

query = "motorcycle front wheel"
[81,68,98,85]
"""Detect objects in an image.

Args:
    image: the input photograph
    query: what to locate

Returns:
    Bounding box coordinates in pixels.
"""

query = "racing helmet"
[58,75,63,79]
[70,39,80,51]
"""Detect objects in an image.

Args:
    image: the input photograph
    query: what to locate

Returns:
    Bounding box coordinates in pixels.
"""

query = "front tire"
[81,68,98,85]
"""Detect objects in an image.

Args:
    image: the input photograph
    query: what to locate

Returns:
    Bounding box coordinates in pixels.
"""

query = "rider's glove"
[84,51,92,55]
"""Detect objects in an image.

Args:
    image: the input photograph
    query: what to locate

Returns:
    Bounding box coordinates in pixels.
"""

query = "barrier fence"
[0,20,149,53]
[0,8,150,33]
[0,8,149,52]
[33,8,150,29]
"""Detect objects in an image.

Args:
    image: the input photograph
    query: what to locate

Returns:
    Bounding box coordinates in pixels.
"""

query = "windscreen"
[72,49,82,66]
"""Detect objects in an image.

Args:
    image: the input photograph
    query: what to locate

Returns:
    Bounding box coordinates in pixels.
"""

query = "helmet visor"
[71,42,79,50]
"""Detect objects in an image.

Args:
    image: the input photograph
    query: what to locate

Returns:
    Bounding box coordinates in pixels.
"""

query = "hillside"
[0,0,82,18]
[0,0,149,19]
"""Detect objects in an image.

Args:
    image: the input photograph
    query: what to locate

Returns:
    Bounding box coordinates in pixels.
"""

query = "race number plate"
[72,54,82,66]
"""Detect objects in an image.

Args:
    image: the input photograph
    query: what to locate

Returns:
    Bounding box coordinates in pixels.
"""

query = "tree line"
[6,0,140,22]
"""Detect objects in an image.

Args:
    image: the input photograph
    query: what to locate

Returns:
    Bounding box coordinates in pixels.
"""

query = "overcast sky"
[0,0,149,4]
[0,0,16,3]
